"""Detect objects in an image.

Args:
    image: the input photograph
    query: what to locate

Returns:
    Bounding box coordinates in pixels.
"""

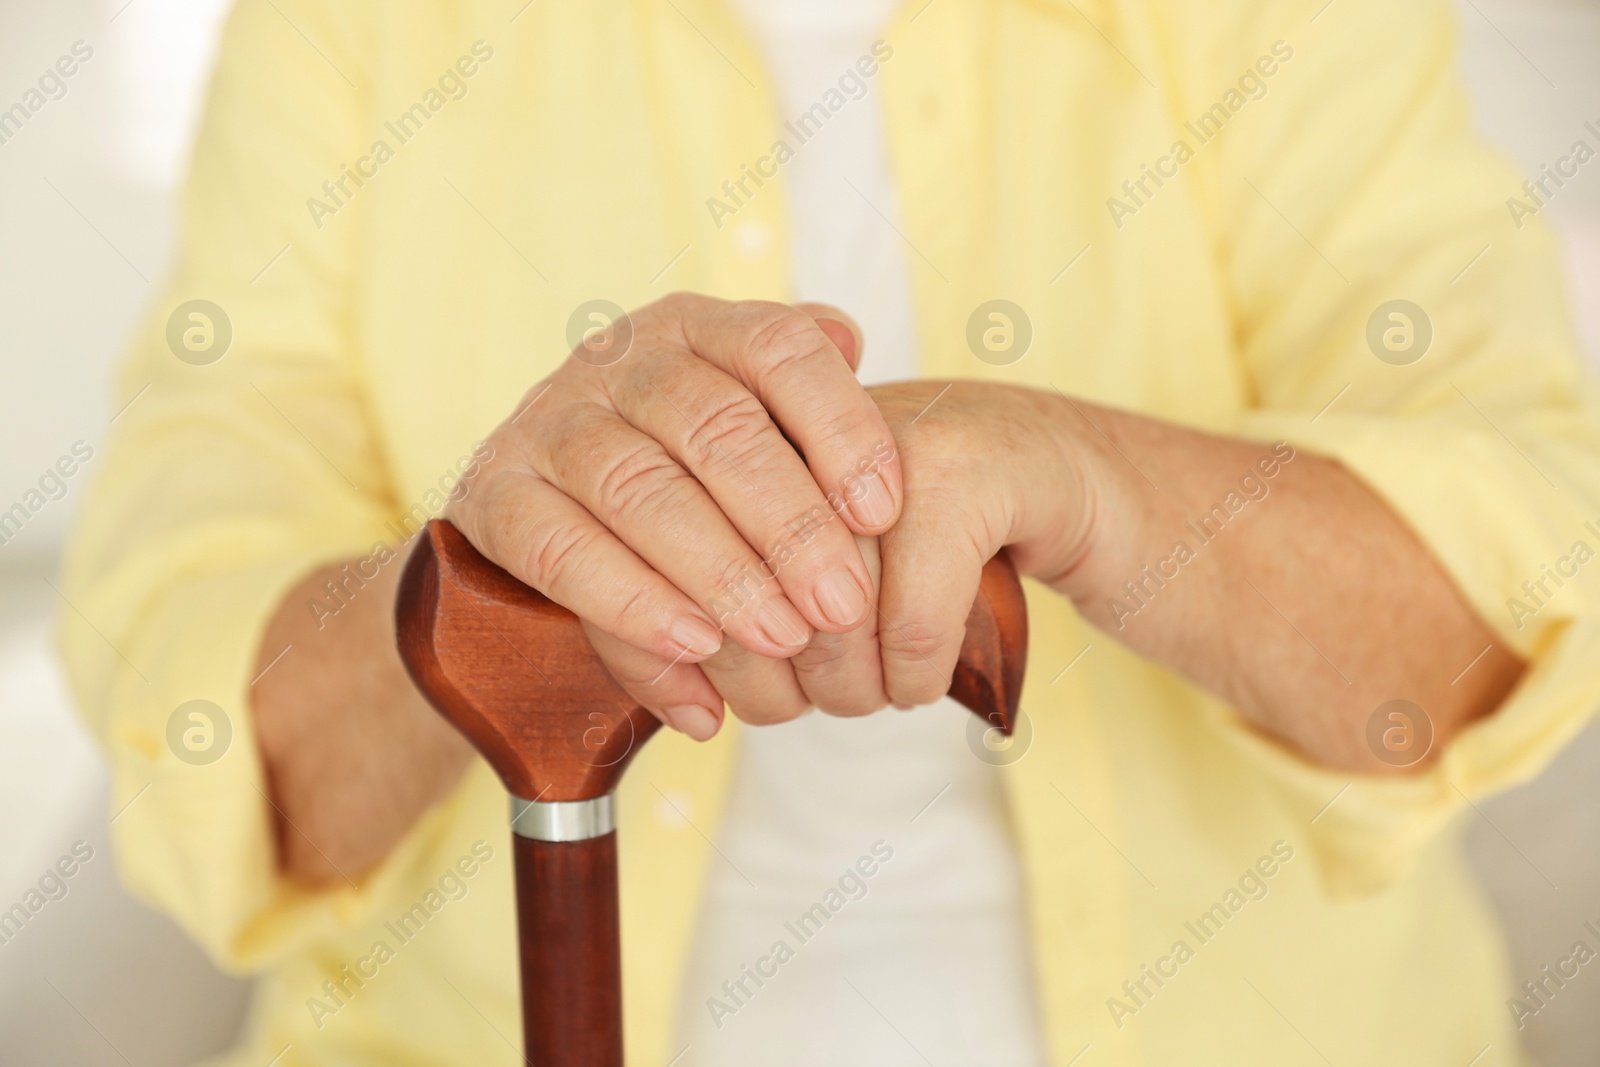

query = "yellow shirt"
[57,0,1600,1063]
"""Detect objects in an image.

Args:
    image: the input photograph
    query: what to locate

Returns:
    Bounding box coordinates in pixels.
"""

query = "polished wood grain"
[515,832,622,1067]
[395,518,1029,1065]
[396,519,1024,803]
[395,520,660,803]
[952,543,1028,739]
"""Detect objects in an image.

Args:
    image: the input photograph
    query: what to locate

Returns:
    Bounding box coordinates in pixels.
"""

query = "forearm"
[1047,400,1524,773]
[251,553,474,885]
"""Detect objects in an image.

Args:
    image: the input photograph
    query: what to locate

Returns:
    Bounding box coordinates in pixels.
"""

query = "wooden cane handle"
[395,518,1028,1067]
[395,518,1027,803]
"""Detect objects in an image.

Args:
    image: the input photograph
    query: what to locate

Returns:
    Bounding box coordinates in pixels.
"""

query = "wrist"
[1017,390,1132,607]
[1001,387,1112,596]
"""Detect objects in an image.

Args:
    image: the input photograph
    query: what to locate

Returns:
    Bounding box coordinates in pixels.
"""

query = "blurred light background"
[0,1,1596,1063]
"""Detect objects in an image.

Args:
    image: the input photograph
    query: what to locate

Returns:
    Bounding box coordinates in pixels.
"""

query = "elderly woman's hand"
[447,293,901,739]
[790,381,1097,711]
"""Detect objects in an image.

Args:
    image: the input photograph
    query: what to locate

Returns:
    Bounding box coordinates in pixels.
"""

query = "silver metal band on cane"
[509,794,615,842]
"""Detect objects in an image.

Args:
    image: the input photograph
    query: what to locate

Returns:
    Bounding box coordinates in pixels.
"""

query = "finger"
[583,622,725,741]
[876,492,988,707]
[672,295,903,535]
[451,467,725,664]
[534,402,814,659]
[795,302,862,372]
[610,349,874,635]
[792,535,890,715]
[701,640,811,726]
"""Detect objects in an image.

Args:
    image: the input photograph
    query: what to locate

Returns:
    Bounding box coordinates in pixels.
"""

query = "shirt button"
[733,218,771,260]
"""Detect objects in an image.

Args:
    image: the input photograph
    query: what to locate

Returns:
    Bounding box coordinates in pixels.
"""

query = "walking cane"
[395,519,1027,1066]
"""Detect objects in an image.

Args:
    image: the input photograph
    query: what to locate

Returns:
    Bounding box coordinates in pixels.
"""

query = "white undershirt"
[673,3,1045,1063]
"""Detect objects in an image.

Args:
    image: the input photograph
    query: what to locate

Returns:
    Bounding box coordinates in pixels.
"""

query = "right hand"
[447,293,902,740]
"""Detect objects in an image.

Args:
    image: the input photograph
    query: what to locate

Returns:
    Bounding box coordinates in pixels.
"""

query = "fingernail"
[756,599,811,650]
[849,474,894,529]
[814,568,868,627]
[670,616,723,658]
[663,705,721,741]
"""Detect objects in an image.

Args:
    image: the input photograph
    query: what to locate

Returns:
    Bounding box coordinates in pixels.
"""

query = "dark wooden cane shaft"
[515,831,624,1066]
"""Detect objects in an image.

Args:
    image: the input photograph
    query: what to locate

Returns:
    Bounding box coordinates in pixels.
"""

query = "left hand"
[792,380,1100,710]
[795,378,1525,776]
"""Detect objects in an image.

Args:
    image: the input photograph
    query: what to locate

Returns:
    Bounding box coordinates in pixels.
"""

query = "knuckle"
[878,620,956,704]
[877,617,951,662]
[524,519,597,593]
[461,474,534,560]
[887,672,945,708]
[707,557,770,623]
[794,633,856,671]
[685,391,776,468]
[730,692,810,726]
[498,375,559,427]
[442,467,494,533]
[741,307,832,382]
[541,403,611,473]
[651,290,694,317]
[808,680,882,717]
[594,443,690,524]
[742,304,811,353]
[648,290,716,336]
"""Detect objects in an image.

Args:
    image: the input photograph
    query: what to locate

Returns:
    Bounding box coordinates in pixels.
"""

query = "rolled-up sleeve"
[53,0,429,967]
[1195,0,1600,895]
